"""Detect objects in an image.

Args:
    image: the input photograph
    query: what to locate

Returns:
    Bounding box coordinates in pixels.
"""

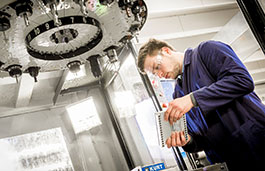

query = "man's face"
[143,50,180,79]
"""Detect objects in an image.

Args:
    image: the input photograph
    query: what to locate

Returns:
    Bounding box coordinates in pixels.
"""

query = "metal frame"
[59,40,196,170]
[236,0,265,54]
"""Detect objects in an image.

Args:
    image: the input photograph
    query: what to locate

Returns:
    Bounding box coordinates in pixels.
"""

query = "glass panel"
[0,92,128,171]
[106,53,180,168]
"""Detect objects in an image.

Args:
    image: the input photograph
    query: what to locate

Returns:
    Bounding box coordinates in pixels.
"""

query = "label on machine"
[141,162,165,171]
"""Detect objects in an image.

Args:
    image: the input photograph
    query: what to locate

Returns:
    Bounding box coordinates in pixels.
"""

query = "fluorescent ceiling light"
[67,98,101,134]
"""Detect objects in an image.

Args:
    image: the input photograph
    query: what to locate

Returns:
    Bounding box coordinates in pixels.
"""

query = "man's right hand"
[164,94,193,125]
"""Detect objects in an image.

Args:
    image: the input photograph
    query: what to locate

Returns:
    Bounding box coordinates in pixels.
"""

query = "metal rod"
[23,13,30,26]
[174,147,188,170]
[2,31,8,42]
[15,75,19,84]
[186,152,197,169]
[99,86,135,170]
[172,147,185,171]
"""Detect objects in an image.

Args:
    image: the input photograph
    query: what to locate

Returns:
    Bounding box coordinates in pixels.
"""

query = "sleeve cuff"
[190,92,198,107]
[182,135,196,152]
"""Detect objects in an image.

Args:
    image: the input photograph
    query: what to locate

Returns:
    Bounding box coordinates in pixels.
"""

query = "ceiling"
[0,0,264,117]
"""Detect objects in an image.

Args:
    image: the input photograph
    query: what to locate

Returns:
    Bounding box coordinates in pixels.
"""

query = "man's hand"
[164,94,193,125]
[166,131,191,148]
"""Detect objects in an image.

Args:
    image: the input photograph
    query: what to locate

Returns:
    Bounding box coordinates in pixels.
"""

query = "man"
[137,38,265,170]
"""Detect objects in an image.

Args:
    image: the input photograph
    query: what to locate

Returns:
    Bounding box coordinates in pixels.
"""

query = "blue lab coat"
[173,41,265,170]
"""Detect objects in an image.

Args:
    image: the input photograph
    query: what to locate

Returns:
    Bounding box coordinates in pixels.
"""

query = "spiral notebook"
[155,111,188,147]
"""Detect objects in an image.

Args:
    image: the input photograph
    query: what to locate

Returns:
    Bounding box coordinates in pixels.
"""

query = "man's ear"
[161,47,171,55]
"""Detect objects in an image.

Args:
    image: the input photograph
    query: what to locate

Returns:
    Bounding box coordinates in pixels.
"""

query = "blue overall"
[173,41,265,170]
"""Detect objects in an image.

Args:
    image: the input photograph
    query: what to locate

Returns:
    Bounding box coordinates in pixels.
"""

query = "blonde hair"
[137,38,174,73]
